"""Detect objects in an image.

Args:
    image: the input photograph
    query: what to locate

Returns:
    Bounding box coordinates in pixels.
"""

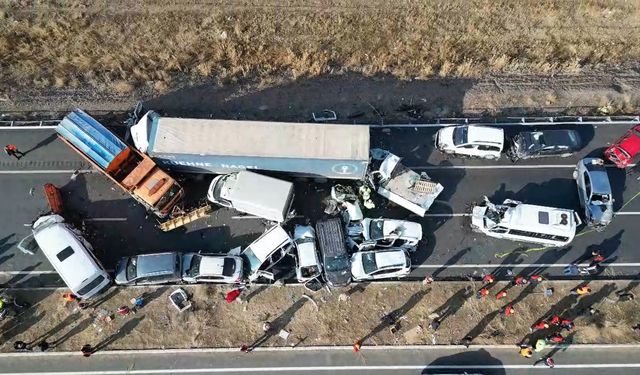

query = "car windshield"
[325,256,350,272]
[77,274,105,296]
[453,127,468,146]
[295,237,315,245]
[126,257,137,280]
[369,220,384,240]
[222,258,236,276]
[362,253,378,274]
[243,249,262,273]
[187,255,201,277]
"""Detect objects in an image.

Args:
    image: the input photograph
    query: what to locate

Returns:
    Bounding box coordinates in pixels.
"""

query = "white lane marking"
[0,126,58,130]
[0,169,93,174]
[232,215,304,220]
[423,212,640,217]
[414,263,640,269]
[0,269,114,275]
[5,363,640,374]
[83,218,128,222]
[410,163,637,169]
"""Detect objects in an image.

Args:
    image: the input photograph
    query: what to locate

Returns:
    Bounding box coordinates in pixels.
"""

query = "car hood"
[325,264,351,287]
[588,202,614,226]
[436,127,455,149]
[114,258,129,284]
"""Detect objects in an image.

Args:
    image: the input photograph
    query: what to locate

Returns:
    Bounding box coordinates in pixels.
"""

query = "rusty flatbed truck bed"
[56,109,185,219]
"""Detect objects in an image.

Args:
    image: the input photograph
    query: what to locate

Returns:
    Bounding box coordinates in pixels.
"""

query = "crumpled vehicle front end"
[587,202,614,230]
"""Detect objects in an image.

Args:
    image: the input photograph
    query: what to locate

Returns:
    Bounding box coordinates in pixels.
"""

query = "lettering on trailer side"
[220,164,259,170]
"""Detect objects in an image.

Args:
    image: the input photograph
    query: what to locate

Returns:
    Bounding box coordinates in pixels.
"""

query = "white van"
[29,215,111,299]
[471,197,580,247]
[207,171,295,223]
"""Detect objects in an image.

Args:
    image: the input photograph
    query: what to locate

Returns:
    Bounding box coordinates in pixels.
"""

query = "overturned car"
[471,197,580,247]
[368,149,443,217]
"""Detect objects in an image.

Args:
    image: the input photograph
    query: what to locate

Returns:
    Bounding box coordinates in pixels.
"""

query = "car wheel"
[483,154,497,160]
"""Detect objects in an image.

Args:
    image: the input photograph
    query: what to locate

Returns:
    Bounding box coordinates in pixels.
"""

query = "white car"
[359,218,422,251]
[350,248,411,281]
[435,125,504,159]
[181,253,244,284]
[293,225,322,283]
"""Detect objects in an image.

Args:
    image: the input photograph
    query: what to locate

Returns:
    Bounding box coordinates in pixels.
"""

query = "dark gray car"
[573,158,614,229]
[509,130,581,160]
[115,252,182,285]
[316,218,351,288]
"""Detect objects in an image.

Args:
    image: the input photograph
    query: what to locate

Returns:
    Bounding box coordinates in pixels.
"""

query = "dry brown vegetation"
[1,0,640,95]
[2,281,640,351]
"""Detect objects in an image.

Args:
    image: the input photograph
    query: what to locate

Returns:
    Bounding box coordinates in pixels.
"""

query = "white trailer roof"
[151,118,370,160]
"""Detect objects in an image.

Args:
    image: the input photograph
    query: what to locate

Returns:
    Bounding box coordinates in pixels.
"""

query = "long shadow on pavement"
[422,348,506,375]
[247,297,308,350]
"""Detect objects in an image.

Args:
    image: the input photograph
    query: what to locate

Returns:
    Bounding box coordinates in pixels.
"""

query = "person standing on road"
[513,276,529,286]
[529,275,544,285]
[560,318,574,331]
[534,356,555,368]
[81,344,94,357]
[519,344,533,358]
[4,144,24,160]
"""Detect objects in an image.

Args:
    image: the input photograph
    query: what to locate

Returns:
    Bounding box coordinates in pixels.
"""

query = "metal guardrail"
[0,119,60,128]
[0,115,639,129]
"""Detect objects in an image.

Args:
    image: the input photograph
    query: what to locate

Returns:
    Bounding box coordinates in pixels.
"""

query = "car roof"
[137,252,178,275]
[522,130,580,148]
[33,220,99,288]
[466,125,504,144]
[502,204,575,232]
[243,225,292,262]
[582,159,612,194]
[198,255,228,276]
[374,249,407,268]
[373,219,422,239]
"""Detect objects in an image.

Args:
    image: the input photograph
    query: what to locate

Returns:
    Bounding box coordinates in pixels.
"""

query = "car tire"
[572,170,578,179]
[483,154,497,160]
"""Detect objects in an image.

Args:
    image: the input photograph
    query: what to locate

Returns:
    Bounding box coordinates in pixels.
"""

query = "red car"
[605,124,640,168]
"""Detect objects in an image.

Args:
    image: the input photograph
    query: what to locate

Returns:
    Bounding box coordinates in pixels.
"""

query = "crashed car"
[241,225,295,282]
[357,218,422,251]
[573,158,614,229]
[604,124,640,168]
[293,225,322,284]
[181,253,244,284]
[368,149,443,217]
[435,125,504,159]
[350,248,411,281]
[508,130,581,160]
[471,197,579,247]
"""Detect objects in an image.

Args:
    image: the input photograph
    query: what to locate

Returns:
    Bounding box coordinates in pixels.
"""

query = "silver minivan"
[115,252,182,285]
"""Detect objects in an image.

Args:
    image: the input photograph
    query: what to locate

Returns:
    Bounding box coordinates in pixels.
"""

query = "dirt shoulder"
[2,280,639,352]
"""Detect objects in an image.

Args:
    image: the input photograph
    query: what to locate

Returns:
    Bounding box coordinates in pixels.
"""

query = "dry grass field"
[2,281,640,351]
[1,0,640,96]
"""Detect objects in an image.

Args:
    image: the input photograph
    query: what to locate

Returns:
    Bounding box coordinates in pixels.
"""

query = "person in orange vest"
[496,290,508,300]
[571,285,592,296]
[4,144,24,160]
[500,305,515,317]
[476,288,490,299]
[62,293,78,305]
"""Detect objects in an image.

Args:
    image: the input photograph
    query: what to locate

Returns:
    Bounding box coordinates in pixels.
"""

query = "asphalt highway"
[2,345,640,374]
[1,120,640,287]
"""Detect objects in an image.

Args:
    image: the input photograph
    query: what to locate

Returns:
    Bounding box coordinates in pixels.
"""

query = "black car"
[316,218,351,288]
[508,130,581,160]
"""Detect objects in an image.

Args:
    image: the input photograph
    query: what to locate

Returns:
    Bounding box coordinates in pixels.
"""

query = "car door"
[580,170,593,219]
[457,144,476,157]
[370,267,403,280]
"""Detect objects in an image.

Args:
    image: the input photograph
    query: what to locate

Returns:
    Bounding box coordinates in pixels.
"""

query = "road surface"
[1,119,640,286]
[2,345,640,374]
